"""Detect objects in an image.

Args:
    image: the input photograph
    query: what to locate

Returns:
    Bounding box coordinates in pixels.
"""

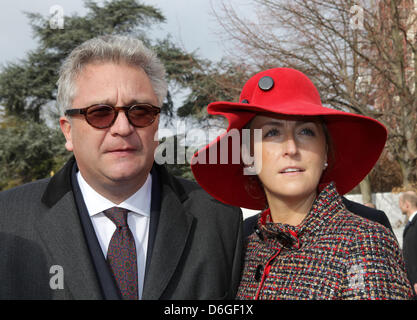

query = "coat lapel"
[404,214,417,237]
[39,159,193,299]
[36,158,102,299]
[142,165,194,300]
[404,221,411,237]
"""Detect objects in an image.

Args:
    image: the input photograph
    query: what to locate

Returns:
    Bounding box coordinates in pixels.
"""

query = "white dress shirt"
[409,211,417,223]
[77,171,151,299]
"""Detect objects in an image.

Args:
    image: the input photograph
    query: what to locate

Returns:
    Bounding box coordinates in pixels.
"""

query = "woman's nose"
[283,134,298,156]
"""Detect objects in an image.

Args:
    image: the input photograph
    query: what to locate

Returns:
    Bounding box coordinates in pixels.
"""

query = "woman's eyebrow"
[295,121,319,126]
[259,120,318,128]
[261,121,284,127]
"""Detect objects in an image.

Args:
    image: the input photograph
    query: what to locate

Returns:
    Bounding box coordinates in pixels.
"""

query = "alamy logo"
[49,265,64,290]
[347,263,365,292]
[49,5,65,30]
[153,123,264,176]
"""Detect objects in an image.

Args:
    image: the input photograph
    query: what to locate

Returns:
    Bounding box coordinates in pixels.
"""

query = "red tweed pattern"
[104,207,138,300]
[237,183,413,300]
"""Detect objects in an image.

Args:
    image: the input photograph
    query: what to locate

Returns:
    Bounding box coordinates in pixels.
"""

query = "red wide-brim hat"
[191,68,387,210]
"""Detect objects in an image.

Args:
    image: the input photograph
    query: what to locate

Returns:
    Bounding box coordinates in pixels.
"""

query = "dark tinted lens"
[86,105,115,128]
[128,105,158,127]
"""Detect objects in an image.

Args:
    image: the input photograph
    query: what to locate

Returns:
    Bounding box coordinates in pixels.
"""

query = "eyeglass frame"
[64,103,161,129]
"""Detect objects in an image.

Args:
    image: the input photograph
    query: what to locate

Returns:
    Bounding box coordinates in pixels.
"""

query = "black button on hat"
[258,76,274,91]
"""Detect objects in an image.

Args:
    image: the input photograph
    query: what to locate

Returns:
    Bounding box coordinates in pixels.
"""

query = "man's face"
[399,198,408,215]
[60,62,159,198]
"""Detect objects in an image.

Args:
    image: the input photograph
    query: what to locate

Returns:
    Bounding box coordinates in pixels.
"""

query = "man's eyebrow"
[124,99,154,105]
[82,98,153,106]
[80,98,114,106]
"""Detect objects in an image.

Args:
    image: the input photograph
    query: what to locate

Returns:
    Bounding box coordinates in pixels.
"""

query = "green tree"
[0,115,70,190]
[177,59,251,120]
[0,0,212,187]
[0,0,201,122]
[0,0,253,187]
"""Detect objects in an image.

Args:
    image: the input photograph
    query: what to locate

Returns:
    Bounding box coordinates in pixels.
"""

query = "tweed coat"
[237,183,413,300]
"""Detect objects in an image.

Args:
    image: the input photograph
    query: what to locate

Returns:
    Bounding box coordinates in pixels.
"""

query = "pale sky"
[0,0,85,64]
[0,0,254,131]
[0,0,231,66]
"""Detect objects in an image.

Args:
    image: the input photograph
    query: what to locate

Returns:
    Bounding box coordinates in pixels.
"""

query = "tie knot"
[103,207,130,228]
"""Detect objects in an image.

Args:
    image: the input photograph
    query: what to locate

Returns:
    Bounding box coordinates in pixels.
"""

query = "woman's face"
[249,114,328,203]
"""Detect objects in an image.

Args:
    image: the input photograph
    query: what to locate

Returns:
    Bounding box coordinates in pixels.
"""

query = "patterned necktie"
[103,207,138,300]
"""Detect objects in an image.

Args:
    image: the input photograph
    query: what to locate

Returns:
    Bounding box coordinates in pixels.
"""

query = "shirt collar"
[76,171,152,218]
[409,211,417,223]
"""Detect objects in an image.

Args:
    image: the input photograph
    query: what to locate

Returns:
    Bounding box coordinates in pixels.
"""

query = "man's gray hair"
[400,191,417,208]
[57,35,168,114]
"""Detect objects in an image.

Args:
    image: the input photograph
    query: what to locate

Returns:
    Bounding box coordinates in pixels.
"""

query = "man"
[399,191,417,296]
[0,35,243,300]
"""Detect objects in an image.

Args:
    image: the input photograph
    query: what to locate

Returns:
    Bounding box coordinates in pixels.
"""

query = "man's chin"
[106,170,145,183]
[104,164,151,183]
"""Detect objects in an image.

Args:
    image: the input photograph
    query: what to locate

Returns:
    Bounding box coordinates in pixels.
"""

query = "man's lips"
[106,147,137,153]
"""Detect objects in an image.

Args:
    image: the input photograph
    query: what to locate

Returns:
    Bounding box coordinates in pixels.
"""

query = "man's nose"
[109,110,135,136]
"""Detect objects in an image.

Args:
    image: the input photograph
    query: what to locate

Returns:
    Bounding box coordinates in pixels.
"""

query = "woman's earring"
[324,162,328,170]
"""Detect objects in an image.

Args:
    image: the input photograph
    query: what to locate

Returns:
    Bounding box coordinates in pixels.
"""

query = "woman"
[191,68,413,299]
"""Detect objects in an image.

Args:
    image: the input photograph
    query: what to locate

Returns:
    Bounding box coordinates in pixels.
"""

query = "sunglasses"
[64,103,161,129]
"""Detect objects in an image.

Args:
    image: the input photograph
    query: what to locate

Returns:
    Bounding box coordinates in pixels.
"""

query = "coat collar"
[256,182,343,250]
[37,156,102,299]
[40,157,194,300]
[404,211,417,235]
[141,163,194,299]
[41,156,75,208]
[41,156,190,209]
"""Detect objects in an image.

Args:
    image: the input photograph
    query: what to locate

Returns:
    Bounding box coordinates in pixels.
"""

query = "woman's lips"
[279,167,305,175]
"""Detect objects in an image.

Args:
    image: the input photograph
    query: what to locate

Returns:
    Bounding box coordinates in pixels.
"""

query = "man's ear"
[59,116,74,152]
